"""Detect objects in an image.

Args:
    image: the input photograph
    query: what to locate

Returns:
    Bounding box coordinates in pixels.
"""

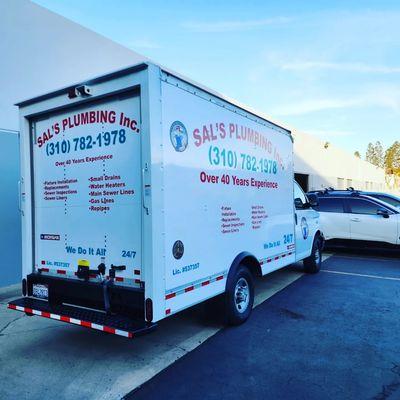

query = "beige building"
[292,129,388,193]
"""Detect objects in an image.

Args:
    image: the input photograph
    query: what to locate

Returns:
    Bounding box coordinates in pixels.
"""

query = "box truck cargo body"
[8,63,323,337]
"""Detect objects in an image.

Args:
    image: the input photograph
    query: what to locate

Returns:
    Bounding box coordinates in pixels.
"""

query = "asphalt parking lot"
[128,250,400,400]
[1,250,399,400]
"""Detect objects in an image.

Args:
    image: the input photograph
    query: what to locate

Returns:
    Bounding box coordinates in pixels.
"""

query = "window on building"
[314,197,344,213]
[294,173,309,192]
[294,181,307,209]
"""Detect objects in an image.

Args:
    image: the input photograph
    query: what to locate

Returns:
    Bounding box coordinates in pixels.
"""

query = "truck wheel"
[225,266,254,325]
[304,235,322,273]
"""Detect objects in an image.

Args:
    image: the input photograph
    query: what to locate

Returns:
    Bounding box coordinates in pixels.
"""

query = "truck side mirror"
[294,198,304,209]
[307,194,319,207]
[377,208,390,218]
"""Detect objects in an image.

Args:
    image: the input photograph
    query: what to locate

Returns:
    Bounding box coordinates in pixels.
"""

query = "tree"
[375,141,384,168]
[366,141,384,168]
[385,141,400,175]
[354,151,361,158]
[366,143,374,164]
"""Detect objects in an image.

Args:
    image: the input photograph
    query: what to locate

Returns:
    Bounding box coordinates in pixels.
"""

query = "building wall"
[0,0,146,132]
[293,129,387,192]
[0,0,145,287]
[0,131,21,286]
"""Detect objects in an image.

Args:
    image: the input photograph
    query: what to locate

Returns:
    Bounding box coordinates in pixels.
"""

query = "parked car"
[309,187,400,209]
[308,189,400,247]
[364,191,400,209]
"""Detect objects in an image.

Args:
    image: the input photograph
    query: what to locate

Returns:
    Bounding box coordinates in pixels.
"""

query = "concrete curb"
[0,283,20,302]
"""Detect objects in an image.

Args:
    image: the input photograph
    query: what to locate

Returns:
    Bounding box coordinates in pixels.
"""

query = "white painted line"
[322,253,334,262]
[329,254,398,262]
[322,269,400,282]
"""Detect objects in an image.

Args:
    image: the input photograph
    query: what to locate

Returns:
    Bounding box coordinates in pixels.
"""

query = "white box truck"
[8,62,323,338]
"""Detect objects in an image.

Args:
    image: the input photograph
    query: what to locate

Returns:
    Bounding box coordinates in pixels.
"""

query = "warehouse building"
[293,129,386,192]
[0,0,390,287]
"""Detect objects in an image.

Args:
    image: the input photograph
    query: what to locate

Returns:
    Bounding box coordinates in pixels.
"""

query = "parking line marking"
[322,253,334,262]
[328,254,399,262]
[322,269,400,282]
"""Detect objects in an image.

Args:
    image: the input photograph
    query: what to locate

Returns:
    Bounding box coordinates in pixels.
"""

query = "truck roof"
[16,61,291,138]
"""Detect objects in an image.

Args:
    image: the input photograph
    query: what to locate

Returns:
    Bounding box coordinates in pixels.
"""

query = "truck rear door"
[31,93,142,285]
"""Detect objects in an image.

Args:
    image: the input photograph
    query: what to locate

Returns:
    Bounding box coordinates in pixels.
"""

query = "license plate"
[32,284,48,299]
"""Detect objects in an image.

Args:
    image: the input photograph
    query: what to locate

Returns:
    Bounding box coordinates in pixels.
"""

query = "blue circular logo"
[170,121,188,152]
[300,217,309,239]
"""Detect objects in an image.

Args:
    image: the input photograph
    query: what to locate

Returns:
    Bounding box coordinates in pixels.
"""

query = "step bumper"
[8,297,156,338]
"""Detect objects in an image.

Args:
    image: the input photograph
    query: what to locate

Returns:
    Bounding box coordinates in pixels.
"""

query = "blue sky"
[34,0,400,155]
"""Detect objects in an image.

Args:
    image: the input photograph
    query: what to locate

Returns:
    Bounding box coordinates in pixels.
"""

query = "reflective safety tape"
[37,267,142,286]
[165,250,295,302]
[164,250,295,303]
[259,250,294,266]
[7,303,133,338]
[165,271,227,301]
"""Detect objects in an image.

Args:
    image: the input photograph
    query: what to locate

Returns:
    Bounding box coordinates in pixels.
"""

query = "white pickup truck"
[9,62,323,338]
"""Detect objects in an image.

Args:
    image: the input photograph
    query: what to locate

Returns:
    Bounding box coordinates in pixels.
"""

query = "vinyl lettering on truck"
[36,110,139,147]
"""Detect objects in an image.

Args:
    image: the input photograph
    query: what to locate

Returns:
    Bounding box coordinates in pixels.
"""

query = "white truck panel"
[161,76,295,314]
[31,94,142,283]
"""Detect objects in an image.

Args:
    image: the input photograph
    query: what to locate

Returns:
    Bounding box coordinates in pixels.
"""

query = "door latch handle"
[18,180,21,212]
[18,179,24,216]
[142,163,150,215]
[350,218,360,222]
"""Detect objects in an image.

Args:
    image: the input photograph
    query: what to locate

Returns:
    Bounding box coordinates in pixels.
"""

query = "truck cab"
[294,181,323,270]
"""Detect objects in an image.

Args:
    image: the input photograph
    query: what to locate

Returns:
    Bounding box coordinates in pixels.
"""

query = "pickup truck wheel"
[304,236,322,274]
[225,266,254,325]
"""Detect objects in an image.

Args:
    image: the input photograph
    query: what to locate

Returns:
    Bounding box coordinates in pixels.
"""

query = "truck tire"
[225,265,254,325]
[303,235,322,274]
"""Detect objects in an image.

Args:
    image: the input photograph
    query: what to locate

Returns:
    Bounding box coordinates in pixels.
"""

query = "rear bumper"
[26,273,144,318]
[8,297,156,338]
